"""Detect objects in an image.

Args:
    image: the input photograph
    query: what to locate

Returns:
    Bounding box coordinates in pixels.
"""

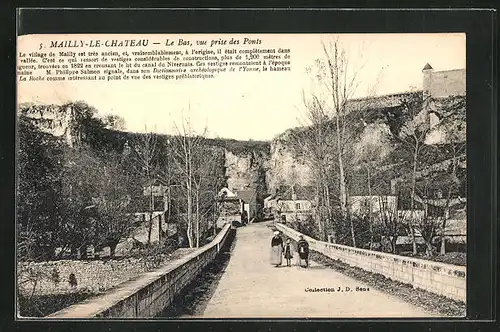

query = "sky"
[18,33,466,141]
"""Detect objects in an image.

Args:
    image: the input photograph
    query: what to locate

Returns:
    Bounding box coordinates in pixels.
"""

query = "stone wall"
[45,224,232,318]
[276,223,466,302]
[18,255,188,296]
[428,69,466,98]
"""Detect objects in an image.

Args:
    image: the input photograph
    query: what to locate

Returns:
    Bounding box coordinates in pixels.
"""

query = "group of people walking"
[270,231,309,268]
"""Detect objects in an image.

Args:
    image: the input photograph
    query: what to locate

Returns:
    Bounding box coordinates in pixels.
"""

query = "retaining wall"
[276,223,466,302]
[18,255,186,296]
[46,223,232,318]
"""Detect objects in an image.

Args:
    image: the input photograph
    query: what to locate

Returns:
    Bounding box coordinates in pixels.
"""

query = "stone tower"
[422,62,434,99]
[421,63,434,130]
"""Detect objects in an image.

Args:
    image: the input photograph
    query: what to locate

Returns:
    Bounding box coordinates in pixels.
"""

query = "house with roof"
[142,179,169,212]
[380,192,466,252]
[265,185,315,222]
[218,187,238,199]
[236,189,258,221]
[216,188,240,227]
[442,208,466,246]
[392,206,466,253]
[348,195,398,216]
[348,173,398,217]
[413,193,467,244]
[216,187,258,227]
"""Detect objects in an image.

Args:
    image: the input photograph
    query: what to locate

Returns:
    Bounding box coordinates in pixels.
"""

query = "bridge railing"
[46,223,232,318]
[276,223,466,302]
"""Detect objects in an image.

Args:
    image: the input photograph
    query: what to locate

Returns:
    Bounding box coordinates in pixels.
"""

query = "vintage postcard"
[16,32,466,319]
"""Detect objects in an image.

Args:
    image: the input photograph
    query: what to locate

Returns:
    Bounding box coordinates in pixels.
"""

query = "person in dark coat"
[270,231,284,267]
[241,210,248,226]
[284,239,293,267]
[68,273,78,289]
[297,235,309,268]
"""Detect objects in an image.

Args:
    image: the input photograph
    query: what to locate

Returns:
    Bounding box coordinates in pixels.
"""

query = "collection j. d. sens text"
[305,286,371,293]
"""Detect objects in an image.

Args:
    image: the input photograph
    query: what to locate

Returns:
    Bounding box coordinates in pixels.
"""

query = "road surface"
[196,221,440,318]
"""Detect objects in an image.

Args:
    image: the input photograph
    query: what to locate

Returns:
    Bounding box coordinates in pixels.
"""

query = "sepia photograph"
[16,32,467,319]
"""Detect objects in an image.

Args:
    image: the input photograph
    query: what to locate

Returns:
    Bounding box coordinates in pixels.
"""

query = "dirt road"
[198,221,440,318]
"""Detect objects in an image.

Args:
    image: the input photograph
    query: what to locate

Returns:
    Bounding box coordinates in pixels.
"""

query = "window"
[361,199,369,210]
[295,203,301,210]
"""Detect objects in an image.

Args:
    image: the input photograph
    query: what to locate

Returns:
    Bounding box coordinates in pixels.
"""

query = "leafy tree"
[17,101,132,260]
[17,117,65,261]
[58,147,136,257]
[102,114,126,131]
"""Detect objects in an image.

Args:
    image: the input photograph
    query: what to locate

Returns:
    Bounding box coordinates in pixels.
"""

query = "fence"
[46,223,232,318]
[276,223,466,302]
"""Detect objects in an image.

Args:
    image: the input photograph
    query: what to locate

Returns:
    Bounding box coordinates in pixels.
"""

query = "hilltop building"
[422,63,466,99]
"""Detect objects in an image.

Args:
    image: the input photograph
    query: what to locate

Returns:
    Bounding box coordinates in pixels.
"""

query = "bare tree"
[431,96,466,254]
[296,38,381,245]
[411,180,444,257]
[378,196,407,253]
[169,116,213,248]
[439,145,465,254]
[289,92,335,240]
[325,46,347,217]
[353,122,393,248]
[192,144,220,247]
[396,93,466,255]
[154,138,176,242]
[397,93,430,254]
[130,128,159,245]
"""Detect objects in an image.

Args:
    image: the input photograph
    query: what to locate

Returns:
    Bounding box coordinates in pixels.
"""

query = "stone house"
[348,195,398,216]
[236,189,258,221]
[216,187,258,226]
[265,185,314,223]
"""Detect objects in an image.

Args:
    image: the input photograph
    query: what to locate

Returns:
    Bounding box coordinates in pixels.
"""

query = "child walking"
[284,239,293,267]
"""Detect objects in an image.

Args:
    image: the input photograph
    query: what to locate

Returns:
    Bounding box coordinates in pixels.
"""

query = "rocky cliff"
[18,93,465,206]
[220,132,315,199]
[267,130,313,192]
[223,147,270,200]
